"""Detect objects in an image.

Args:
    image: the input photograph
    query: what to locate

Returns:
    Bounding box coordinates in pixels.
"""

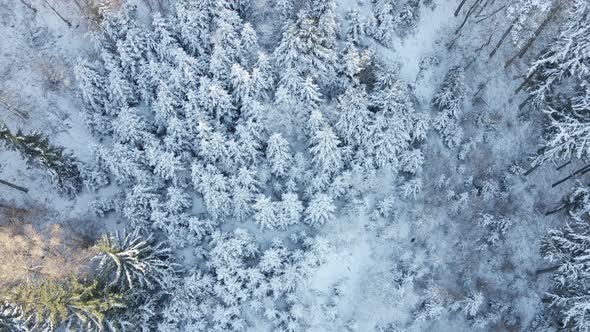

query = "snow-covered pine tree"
[231,167,260,221]
[273,13,337,85]
[192,163,232,220]
[304,193,336,227]
[541,219,590,330]
[266,133,293,178]
[336,84,372,147]
[371,0,397,45]
[524,0,589,165]
[0,124,81,196]
[93,227,179,292]
[432,66,465,148]
[174,0,213,57]
[253,195,278,229]
[309,126,343,174]
[74,60,109,133]
[278,191,304,227]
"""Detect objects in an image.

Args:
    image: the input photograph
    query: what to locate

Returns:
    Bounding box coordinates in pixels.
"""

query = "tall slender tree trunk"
[454,0,469,17]
[523,163,541,176]
[556,160,572,171]
[466,31,495,69]
[42,0,72,27]
[18,0,37,13]
[545,203,568,216]
[0,179,29,193]
[515,67,541,94]
[489,16,519,59]
[475,5,506,23]
[552,163,590,188]
[535,265,560,275]
[505,4,561,68]
[455,0,484,35]
[474,0,492,17]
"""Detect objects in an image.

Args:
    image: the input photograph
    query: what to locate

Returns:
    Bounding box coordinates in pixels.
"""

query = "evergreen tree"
[371,0,397,45]
[150,13,180,63]
[209,5,244,83]
[231,167,260,221]
[6,278,123,331]
[192,164,232,220]
[345,9,364,44]
[93,227,179,292]
[525,0,590,165]
[273,13,337,84]
[175,0,213,57]
[240,22,259,66]
[336,84,372,147]
[274,0,295,20]
[267,133,293,178]
[253,195,278,229]
[278,192,304,227]
[0,124,81,196]
[309,126,343,174]
[251,52,275,102]
[304,193,336,227]
[541,220,590,330]
[432,67,466,148]
[74,60,107,115]
[113,107,152,146]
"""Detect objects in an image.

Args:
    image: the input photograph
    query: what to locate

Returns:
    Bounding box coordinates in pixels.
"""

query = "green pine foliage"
[4,277,124,331]
[0,226,177,331]
[0,123,82,197]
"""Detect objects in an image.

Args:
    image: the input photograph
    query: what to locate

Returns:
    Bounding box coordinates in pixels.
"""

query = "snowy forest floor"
[0,0,577,331]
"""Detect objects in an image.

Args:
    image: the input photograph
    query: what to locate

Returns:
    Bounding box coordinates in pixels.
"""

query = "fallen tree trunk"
[0,179,29,193]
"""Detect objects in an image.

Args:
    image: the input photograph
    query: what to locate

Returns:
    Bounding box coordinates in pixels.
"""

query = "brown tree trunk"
[455,0,484,35]
[523,163,541,176]
[454,0,469,17]
[535,264,560,275]
[0,179,29,193]
[42,0,72,27]
[489,16,519,59]
[18,0,37,13]
[505,4,561,68]
[552,163,590,188]
[466,30,495,69]
[475,5,506,23]
[515,67,541,94]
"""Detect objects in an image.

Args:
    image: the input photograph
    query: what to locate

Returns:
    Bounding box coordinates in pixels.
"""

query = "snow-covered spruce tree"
[4,277,124,332]
[368,64,428,172]
[541,219,590,330]
[266,133,293,178]
[0,123,81,196]
[432,66,465,148]
[304,193,336,227]
[524,0,590,165]
[93,227,179,292]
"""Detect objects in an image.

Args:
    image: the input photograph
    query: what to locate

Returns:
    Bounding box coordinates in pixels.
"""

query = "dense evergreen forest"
[1,0,590,330]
